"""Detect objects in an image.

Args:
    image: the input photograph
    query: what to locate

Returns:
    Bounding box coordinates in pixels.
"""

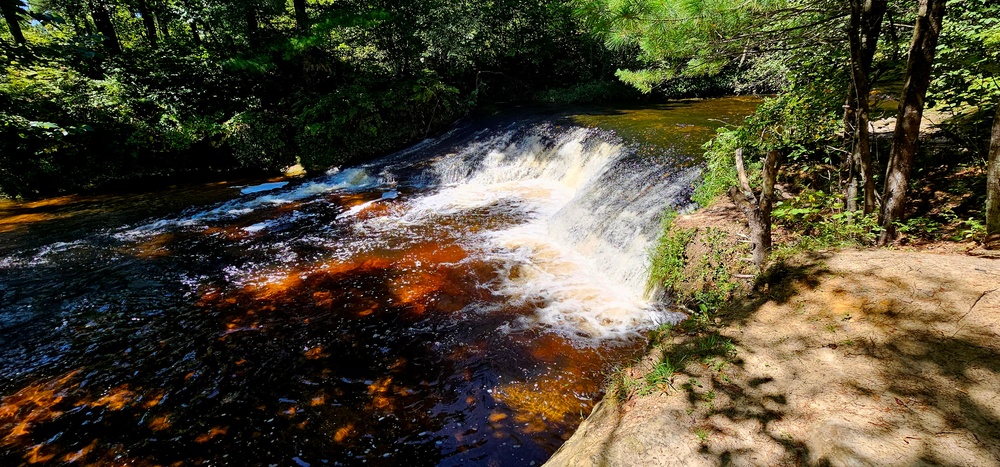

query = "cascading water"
[0,100,758,466]
[402,123,695,338]
[122,122,692,339]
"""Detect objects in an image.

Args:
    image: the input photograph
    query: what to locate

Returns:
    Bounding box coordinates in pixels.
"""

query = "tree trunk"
[89,0,122,54]
[986,106,1000,248]
[729,149,781,270]
[157,13,170,39]
[878,0,946,245]
[245,7,258,47]
[843,83,859,212]
[1,0,25,46]
[843,0,887,215]
[136,0,158,48]
[190,22,202,46]
[294,0,308,30]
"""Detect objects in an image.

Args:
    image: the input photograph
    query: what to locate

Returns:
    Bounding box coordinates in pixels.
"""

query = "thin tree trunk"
[155,2,170,40]
[157,14,170,39]
[1,0,25,46]
[293,0,308,30]
[843,84,859,212]
[858,0,885,214]
[985,106,1000,248]
[245,7,258,47]
[844,0,886,215]
[190,22,201,46]
[89,0,122,54]
[136,0,158,48]
[729,149,781,270]
[198,19,222,48]
[878,0,946,245]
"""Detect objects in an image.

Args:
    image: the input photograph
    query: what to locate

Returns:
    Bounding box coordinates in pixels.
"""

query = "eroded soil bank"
[548,247,1000,466]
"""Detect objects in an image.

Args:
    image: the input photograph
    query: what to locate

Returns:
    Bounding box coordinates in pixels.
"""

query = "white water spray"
[117,122,696,340]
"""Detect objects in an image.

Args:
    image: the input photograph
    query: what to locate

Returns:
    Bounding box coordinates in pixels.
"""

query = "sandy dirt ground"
[546,249,1000,466]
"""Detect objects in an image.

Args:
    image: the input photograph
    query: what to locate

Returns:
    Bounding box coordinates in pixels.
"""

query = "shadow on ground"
[547,250,1000,466]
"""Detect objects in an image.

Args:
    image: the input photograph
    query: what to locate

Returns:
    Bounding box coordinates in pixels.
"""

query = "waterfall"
[401,123,695,339]
[117,120,697,340]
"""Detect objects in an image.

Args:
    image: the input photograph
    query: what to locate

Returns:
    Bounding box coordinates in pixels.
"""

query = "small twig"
[951,289,997,337]
[964,289,996,320]
[825,145,851,155]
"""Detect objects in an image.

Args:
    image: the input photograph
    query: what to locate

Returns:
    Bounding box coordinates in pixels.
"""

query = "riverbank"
[547,205,1000,466]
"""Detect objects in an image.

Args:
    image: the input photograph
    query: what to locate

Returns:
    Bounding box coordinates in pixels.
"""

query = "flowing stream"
[0,99,758,466]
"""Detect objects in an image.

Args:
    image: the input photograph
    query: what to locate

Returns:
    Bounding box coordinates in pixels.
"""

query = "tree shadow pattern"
[547,250,1000,466]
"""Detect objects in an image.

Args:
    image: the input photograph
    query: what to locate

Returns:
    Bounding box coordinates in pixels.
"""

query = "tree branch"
[734,147,754,198]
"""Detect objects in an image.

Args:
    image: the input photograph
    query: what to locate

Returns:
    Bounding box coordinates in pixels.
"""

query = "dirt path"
[547,250,1000,466]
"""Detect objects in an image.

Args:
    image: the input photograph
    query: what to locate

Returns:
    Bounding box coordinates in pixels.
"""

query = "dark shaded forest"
[0,0,648,197]
[2,0,999,244]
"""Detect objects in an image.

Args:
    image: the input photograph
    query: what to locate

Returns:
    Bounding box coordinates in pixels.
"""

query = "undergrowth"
[646,210,696,296]
[693,129,758,206]
[770,188,880,259]
[607,319,737,404]
[689,228,743,314]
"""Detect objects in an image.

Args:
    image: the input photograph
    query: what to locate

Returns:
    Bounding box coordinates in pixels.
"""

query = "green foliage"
[1,60,215,195]
[743,85,845,160]
[647,322,674,347]
[609,320,737,403]
[931,0,1000,111]
[605,365,642,404]
[293,76,463,170]
[694,72,846,205]
[572,0,838,95]
[616,68,676,94]
[941,213,986,242]
[694,127,748,206]
[639,359,676,395]
[772,189,880,249]
[895,210,987,243]
[1,0,632,197]
[223,110,294,170]
[647,209,696,295]
[929,0,1000,157]
[647,207,747,317]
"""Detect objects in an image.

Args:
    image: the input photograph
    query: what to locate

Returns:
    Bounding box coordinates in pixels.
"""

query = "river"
[0,98,758,466]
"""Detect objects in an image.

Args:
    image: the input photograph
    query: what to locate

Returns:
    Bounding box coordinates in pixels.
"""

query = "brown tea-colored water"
[0,99,758,466]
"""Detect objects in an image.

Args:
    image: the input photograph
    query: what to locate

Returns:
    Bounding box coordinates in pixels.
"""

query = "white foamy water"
[112,122,695,340]
[351,124,692,339]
